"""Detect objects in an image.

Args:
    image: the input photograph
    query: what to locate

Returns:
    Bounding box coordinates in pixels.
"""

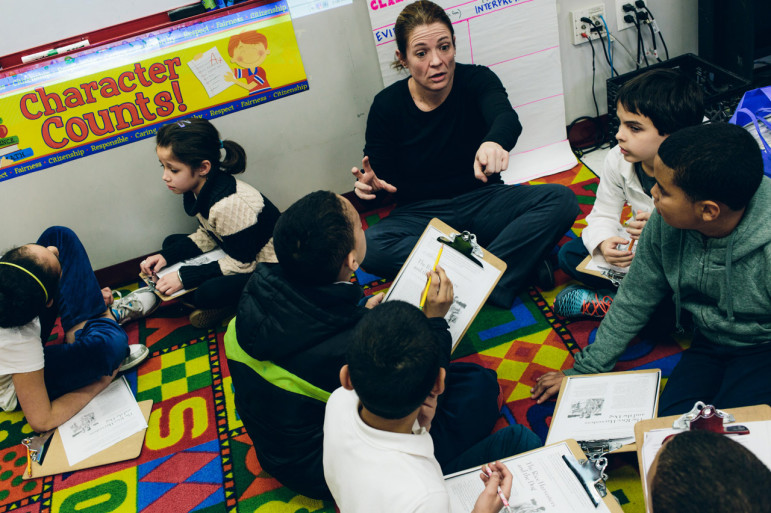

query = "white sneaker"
[112,287,161,325]
[119,344,149,372]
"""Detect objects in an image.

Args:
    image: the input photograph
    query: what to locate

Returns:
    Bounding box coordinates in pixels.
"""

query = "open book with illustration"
[545,369,661,452]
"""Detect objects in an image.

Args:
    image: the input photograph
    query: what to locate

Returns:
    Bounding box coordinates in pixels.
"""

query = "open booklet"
[383,219,505,351]
[545,369,661,451]
[141,248,226,300]
[444,440,621,512]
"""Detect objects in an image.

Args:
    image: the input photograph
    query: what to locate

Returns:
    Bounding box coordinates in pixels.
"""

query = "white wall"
[0,0,697,268]
[556,0,699,122]
[0,1,382,269]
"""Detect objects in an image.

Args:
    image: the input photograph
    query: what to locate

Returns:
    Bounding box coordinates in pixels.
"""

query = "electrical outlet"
[570,4,606,46]
[615,0,637,31]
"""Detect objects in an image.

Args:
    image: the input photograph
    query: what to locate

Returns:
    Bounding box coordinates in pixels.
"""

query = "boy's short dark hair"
[0,246,60,328]
[617,69,704,135]
[658,123,764,211]
[273,191,355,286]
[651,430,771,513]
[347,301,442,419]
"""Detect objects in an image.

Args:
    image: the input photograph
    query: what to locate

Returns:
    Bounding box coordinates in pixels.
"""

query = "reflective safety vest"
[223,318,331,403]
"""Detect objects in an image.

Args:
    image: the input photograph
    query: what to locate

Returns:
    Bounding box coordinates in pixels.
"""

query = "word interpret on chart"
[0,0,308,183]
[367,0,576,182]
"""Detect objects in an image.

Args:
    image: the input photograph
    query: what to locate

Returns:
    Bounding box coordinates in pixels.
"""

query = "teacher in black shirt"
[353,0,579,308]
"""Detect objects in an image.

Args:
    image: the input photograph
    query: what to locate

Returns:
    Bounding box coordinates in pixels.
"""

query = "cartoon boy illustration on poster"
[225,31,271,94]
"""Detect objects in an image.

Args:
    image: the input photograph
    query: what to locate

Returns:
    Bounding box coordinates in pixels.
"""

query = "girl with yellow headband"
[0,226,148,432]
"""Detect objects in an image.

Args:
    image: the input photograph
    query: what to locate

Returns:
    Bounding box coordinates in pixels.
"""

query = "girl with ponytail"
[119,118,280,329]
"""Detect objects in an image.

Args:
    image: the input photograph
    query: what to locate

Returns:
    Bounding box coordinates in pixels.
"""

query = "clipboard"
[384,218,506,352]
[633,404,771,513]
[24,400,153,479]
[139,272,192,302]
[444,439,624,512]
[577,255,611,280]
[546,369,662,455]
[139,248,226,301]
[577,255,628,285]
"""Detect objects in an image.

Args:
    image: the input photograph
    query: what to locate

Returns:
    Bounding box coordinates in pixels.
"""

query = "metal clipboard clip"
[673,402,749,435]
[22,430,55,477]
[562,451,610,507]
[673,401,735,429]
[597,266,626,286]
[437,231,484,268]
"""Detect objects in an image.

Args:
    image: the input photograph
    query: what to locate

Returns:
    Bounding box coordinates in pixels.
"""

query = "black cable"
[645,7,669,60]
[646,21,661,62]
[567,116,606,155]
[595,27,619,76]
[581,17,618,76]
[637,1,670,60]
[584,34,600,120]
[632,17,650,66]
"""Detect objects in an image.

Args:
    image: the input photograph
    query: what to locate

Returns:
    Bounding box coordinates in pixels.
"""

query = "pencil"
[483,466,512,512]
[419,245,443,310]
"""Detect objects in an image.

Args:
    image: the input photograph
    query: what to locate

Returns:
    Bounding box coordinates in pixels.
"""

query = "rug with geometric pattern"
[0,162,689,513]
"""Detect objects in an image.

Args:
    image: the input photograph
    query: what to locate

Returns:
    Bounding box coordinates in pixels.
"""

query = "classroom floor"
[0,158,687,513]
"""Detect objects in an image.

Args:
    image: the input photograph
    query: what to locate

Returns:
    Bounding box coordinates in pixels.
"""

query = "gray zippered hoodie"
[567,177,771,375]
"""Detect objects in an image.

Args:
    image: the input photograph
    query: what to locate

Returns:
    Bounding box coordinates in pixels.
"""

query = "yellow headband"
[0,262,48,302]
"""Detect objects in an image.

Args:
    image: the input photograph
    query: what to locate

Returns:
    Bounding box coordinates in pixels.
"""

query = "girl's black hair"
[0,246,60,328]
[156,118,246,175]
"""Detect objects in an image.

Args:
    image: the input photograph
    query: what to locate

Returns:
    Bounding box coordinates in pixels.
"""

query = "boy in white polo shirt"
[323,300,516,513]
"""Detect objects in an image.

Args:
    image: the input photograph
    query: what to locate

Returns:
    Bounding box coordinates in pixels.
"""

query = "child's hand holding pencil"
[420,265,454,319]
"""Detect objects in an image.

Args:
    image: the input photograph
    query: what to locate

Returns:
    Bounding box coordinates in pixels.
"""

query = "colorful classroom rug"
[0,162,688,513]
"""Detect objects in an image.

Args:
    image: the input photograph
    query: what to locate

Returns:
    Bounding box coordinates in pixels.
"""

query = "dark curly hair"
[0,245,60,328]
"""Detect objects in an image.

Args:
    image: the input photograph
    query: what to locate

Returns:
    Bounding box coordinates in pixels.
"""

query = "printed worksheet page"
[445,442,610,513]
[641,421,771,513]
[384,225,501,346]
[59,377,148,466]
[546,371,661,446]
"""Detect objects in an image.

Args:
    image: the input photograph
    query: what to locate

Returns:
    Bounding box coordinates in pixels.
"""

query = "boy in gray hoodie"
[532,123,771,416]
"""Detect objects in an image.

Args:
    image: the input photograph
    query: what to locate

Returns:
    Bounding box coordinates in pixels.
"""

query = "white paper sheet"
[59,377,148,466]
[445,442,609,513]
[640,421,771,513]
[187,47,236,98]
[585,226,635,276]
[546,371,660,446]
[384,225,501,347]
[366,0,576,183]
[149,248,226,298]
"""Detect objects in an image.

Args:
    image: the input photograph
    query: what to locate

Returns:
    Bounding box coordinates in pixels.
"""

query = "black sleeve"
[471,66,522,151]
[160,235,203,266]
[178,261,221,289]
[363,88,404,188]
[427,317,452,369]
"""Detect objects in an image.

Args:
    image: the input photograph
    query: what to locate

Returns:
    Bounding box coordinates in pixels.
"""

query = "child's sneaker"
[553,285,615,320]
[189,307,236,329]
[119,344,149,372]
[112,288,161,325]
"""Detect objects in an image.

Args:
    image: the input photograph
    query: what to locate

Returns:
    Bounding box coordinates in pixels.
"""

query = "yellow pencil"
[419,245,444,310]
